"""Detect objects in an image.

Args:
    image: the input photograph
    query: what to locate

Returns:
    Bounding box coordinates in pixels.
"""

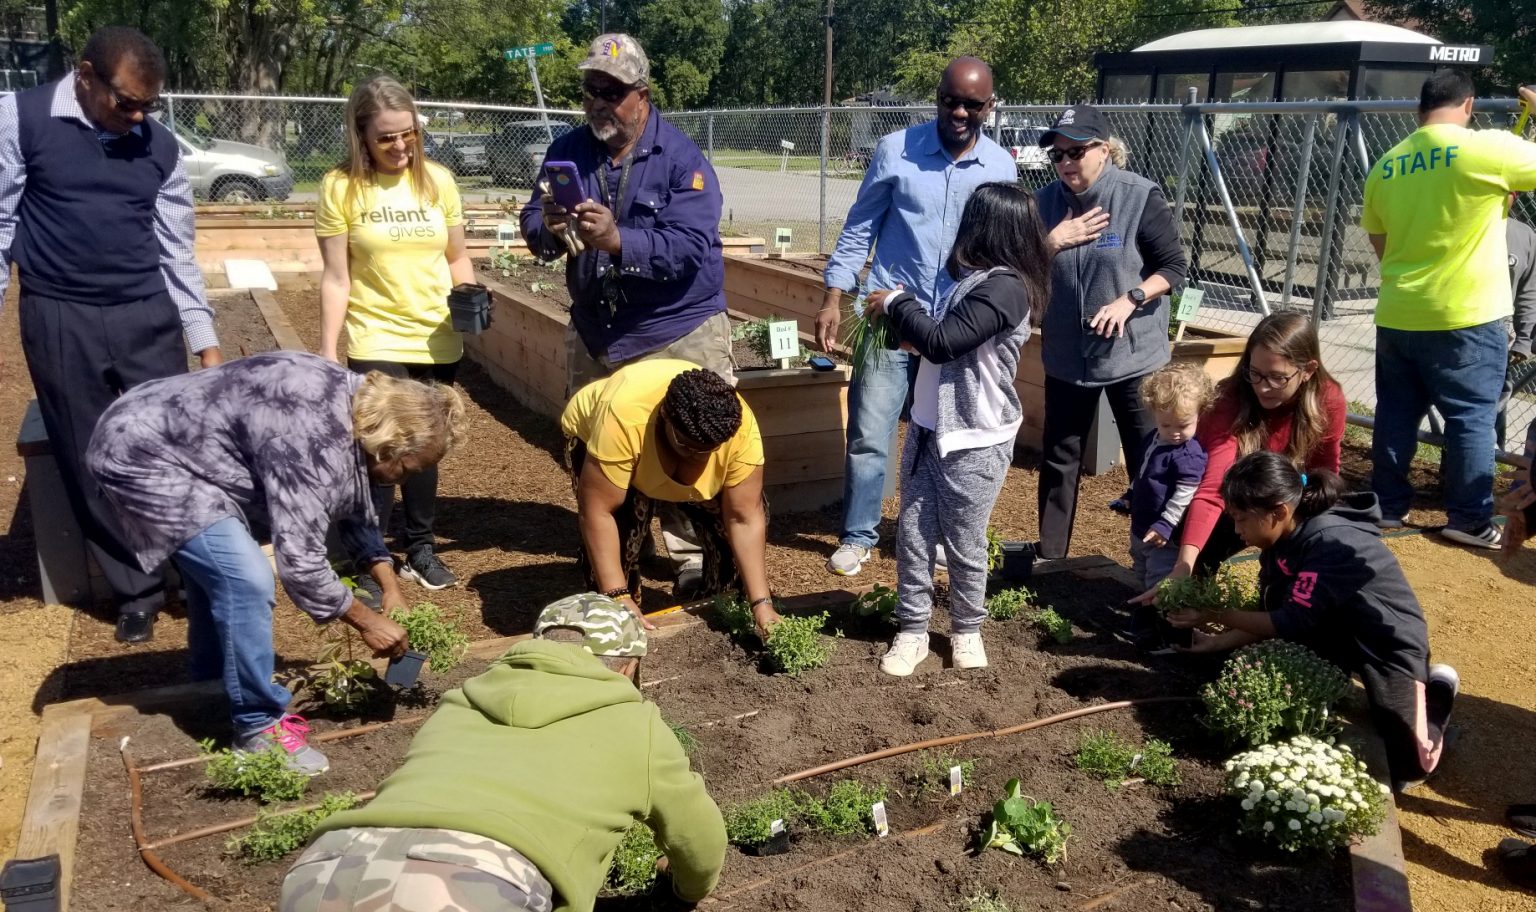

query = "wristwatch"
[1126,288,1147,308]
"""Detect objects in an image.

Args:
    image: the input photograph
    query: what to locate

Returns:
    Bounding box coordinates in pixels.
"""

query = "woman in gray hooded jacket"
[1032,104,1188,560]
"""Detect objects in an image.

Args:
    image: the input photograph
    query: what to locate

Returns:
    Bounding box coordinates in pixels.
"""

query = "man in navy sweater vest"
[0,27,222,643]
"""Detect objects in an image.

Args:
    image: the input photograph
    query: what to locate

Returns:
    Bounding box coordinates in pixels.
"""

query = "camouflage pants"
[279,827,554,912]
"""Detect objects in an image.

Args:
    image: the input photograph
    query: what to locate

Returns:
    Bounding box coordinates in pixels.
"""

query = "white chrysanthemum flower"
[1263,821,1275,832]
[1288,819,1302,831]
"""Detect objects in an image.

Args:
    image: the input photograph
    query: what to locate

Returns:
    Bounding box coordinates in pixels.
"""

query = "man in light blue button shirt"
[815,57,1016,576]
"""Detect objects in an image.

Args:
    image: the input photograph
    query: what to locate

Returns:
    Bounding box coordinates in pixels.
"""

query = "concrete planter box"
[461,279,850,512]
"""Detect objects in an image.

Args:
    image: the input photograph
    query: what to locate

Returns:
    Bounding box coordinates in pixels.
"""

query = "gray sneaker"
[399,546,458,590]
[826,543,872,577]
[234,714,330,776]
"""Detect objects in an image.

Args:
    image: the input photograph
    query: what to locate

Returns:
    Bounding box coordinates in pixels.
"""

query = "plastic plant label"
[1128,752,1143,772]
[871,801,890,838]
[949,765,964,796]
[774,227,793,246]
[770,818,786,836]
[768,320,800,360]
[497,221,518,242]
[1173,286,1204,323]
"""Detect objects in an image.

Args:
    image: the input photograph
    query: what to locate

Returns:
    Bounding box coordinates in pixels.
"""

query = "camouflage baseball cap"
[577,33,650,87]
[534,593,648,657]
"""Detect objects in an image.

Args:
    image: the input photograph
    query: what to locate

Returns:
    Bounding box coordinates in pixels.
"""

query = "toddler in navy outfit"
[1128,364,1213,589]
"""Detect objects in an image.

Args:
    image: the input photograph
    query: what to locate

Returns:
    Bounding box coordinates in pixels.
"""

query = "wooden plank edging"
[249,288,308,353]
[13,711,91,908]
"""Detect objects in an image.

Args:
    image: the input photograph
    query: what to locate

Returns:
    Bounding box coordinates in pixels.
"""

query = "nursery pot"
[743,830,791,856]
[998,541,1034,582]
[0,855,60,912]
[448,283,492,334]
[385,650,428,689]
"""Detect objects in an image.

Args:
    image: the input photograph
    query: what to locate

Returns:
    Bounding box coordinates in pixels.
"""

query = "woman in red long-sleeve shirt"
[1133,311,1346,603]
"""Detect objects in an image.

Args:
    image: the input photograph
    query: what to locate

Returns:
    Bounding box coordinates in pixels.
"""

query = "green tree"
[1365,0,1536,90]
[634,0,727,108]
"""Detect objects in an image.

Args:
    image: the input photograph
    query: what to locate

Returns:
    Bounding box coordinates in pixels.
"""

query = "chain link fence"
[170,91,1535,454]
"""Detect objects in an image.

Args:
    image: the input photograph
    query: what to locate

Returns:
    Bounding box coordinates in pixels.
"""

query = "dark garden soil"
[202,291,279,363]
[67,572,1352,911]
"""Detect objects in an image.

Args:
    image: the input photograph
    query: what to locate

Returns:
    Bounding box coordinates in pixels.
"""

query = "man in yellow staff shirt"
[561,360,781,634]
[1362,70,1536,549]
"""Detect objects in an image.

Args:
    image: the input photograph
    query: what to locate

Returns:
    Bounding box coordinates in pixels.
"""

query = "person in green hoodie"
[279,592,727,912]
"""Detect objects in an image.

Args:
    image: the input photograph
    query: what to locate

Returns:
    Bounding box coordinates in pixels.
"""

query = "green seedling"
[733,315,806,365]
[389,603,469,673]
[227,791,359,863]
[1153,565,1257,617]
[1028,607,1073,644]
[293,631,378,711]
[912,750,977,795]
[765,612,835,676]
[712,592,757,641]
[796,779,888,837]
[604,822,661,896]
[986,526,1004,573]
[723,788,799,848]
[1074,730,1179,788]
[981,778,1070,863]
[669,721,698,757]
[985,586,1035,621]
[850,585,898,624]
[201,740,310,804]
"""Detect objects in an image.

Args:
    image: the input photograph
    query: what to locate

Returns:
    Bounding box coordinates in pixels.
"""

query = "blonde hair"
[352,372,468,464]
[1140,363,1214,418]
[1106,136,1130,168]
[335,76,438,213]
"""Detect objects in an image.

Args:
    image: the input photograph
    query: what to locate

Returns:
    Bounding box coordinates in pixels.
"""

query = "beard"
[590,117,621,143]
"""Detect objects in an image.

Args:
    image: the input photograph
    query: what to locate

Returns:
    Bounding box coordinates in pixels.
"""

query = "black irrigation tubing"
[772,697,1201,784]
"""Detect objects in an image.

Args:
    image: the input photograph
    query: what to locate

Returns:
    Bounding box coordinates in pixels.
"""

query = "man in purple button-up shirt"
[520,33,731,398]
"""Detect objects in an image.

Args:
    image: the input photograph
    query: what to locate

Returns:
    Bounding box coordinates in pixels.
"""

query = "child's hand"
[1142,529,1168,547]
[1129,560,1190,606]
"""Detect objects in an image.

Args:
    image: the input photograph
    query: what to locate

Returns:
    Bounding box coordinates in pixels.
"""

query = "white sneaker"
[951,632,988,670]
[1440,524,1501,550]
[880,631,930,677]
[827,543,872,577]
[934,544,948,572]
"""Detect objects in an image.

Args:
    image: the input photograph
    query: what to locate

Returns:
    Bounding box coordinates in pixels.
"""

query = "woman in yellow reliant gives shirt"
[317,76,474,594]
[561,360,781,635]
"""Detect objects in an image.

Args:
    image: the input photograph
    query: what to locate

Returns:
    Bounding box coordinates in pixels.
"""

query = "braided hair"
[663,369,742,449]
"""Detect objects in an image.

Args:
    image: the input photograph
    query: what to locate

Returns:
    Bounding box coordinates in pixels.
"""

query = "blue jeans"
[1372,320,1506,530]
[176,517,292,736]
[840,346,917,549]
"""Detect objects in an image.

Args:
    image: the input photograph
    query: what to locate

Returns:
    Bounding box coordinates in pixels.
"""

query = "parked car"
[174,124,293,202]
[488,119,574,188]
[999,126,1050,173]
[424,130,492,177]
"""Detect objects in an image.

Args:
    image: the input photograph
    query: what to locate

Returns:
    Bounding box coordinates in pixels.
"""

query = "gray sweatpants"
[895,427,1012,635]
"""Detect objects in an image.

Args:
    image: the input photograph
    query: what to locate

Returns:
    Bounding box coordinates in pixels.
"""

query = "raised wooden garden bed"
[16,559,1405,911]
[462,277,851,513]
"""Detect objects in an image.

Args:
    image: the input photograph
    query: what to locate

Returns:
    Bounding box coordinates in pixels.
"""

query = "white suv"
[999,126,1051,173]
[174,124,293,203]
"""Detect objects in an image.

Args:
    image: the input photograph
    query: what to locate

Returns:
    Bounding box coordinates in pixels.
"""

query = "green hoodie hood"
[315,639,725,912]
[463,639,641,729]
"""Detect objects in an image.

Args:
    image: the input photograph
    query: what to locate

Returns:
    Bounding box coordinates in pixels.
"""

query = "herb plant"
[669,721,698,756]
[1154,565,1257,616]
[389,603,469,673]
[1225,735,1389,852]
[1029,607,1073,644]
[986,526,1004,573]
[986,586,1035,621]
[850,584,898,624]
[732,315,806,365]
[960,890,1013,912]
[1075,730,1180,788]
[295,632,378,711]
[201,739,310,803]
[712,593,757,640]
[843,298,894,376]
[723,789,799,848]
[765,612,835,676]
[227,792,359,863]
[796,779,889,837]
[912,750,977,795]
[605,822,661,896]
[981,778,1070,863]
[1202,641,1351,747]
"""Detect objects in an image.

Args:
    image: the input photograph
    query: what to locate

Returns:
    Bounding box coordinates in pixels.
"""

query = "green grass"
[709,148,840,174]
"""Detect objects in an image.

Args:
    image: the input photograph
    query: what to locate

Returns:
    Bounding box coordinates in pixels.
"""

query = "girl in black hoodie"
[1167,451,1458,790]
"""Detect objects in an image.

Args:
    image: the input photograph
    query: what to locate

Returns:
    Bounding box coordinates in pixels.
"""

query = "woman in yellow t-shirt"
[561,360,781,634]
[316,76,474,592]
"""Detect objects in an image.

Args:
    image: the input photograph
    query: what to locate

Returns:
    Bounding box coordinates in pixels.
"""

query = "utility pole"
[822,0,834,107]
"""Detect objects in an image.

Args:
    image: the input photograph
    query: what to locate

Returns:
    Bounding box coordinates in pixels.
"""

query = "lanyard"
[599,153,635,216]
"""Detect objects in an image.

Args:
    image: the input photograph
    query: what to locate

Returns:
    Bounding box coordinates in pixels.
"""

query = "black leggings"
[348,358,460,552]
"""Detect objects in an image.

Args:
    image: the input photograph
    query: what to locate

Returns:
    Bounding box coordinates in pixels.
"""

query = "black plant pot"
[743,830,791,856]
[998,540,1034,582]
[385,650,428,689]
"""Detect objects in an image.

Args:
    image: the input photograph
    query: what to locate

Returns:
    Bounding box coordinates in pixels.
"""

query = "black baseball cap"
[1039,104,1110,147]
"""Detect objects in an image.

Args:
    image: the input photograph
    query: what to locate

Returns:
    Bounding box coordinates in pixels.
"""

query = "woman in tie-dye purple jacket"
[87,350,467,774]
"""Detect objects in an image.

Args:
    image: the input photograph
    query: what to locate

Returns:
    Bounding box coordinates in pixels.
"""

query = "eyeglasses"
[104,82,165,115]
[662,414,713,459]
[1243,366,1301,389]
[583,81,634,104]
[938,93,991,114]
[372,128,417,149]
[1047,144,1101,164]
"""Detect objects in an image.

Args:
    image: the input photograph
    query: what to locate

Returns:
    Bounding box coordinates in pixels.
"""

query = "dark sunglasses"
[583,81,634,104]
[372,128,417,149]
[104,82,165,115]
[1047,143,1102,164]
[938,92,990,114]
